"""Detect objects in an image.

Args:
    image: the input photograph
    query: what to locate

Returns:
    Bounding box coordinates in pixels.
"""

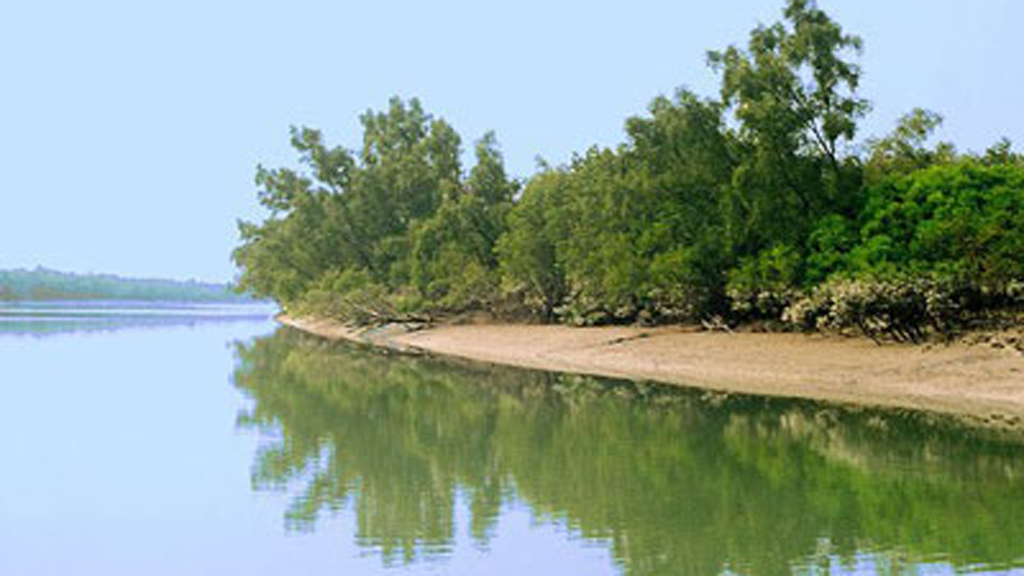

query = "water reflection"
[0,301,276,337]
[232,328,1024,575]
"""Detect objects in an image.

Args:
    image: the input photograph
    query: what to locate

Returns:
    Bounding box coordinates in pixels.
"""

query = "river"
[1,303,1022,575]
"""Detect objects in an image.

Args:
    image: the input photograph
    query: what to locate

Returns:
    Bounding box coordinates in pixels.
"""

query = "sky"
[0,0,1021,283]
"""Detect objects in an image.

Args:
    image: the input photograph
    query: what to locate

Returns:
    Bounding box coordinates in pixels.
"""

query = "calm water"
[1,305,1023,575]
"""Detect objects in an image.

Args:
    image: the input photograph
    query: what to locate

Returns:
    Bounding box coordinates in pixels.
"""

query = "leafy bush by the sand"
[727,245,803,322]
[783,276,1023,342]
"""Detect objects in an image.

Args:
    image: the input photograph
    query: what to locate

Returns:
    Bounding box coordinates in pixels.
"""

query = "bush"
[295,269,399,326]
[782,274,1006,342]
[852,161,1024,286]
[727,244,803,321]
[805,214,857,284]
[646,235,729,322]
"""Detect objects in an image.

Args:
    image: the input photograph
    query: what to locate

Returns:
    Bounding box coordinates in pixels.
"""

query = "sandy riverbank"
[279,314,1024,431]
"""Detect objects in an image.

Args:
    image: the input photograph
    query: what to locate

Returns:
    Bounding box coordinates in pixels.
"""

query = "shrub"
[646,235,729,322]
[727,244,803,321]
[853,161,1024,286]
[295,269,398,326]
[782,274,1001,342]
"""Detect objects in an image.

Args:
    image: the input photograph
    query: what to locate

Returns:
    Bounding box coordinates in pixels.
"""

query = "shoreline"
[278,314,1024,432]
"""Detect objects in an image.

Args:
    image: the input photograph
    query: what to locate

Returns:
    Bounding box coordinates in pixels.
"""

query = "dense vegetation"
[233,0,1024,340]
[0,267,249,302]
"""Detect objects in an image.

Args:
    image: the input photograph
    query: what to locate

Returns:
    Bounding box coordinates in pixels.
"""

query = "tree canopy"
[234,0,1023,340]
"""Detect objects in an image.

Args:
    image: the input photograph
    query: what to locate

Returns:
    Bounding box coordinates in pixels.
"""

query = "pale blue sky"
[1,0,1020,282]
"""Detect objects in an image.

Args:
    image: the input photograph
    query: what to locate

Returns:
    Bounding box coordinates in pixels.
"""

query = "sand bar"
[279,314,1024,431]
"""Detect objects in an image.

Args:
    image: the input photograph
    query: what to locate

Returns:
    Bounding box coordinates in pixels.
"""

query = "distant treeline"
[233,0,1024,341]
[0,267,249,302]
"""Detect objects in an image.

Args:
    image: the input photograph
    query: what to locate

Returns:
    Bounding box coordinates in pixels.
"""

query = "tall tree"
[708,0,868,252]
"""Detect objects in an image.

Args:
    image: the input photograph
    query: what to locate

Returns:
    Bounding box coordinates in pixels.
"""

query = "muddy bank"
[278,314,1024,432]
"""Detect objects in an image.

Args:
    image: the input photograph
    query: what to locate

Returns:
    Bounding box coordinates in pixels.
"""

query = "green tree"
[709,0,868,253]
[627,90,735,319]
[852,161,1024,288]
[409,132,516,312]
[234,1,1024,332]
[496,170,571,320]
[864,108,951,183]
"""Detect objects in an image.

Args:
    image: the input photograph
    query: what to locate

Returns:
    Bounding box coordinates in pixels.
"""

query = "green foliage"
[411,196,501,311]
[864,108,950,183]
[497,90,735,324]
[0,267,249,302]
[646,235,729,322]
[233,97,515,321]
[805,214,857,283]
[727,244,804,320]
[233,1,1024,337]
[467,131,517,206]
[851,161,1024,287]
[408,134,514,312]
[783,274,990,342]
[294,268,396,325]
[708,0,868,252]
[628,90,735,321]
[982,138,1024,167]
[495,170,570,320]
[551,149,650,325]
[790,160,1024,339]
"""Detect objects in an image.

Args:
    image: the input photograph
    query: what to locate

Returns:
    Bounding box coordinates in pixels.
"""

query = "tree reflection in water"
[232,328,1024,575]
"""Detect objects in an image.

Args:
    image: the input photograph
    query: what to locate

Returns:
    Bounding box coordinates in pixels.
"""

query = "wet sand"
[279,315,1024,431]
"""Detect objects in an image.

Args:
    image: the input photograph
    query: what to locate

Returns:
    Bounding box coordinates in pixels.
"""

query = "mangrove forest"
[232,0,1024,342]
